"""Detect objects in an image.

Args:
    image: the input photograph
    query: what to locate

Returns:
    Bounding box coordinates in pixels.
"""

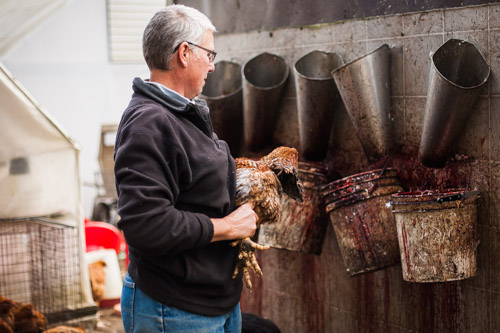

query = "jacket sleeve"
[114,128,214,257]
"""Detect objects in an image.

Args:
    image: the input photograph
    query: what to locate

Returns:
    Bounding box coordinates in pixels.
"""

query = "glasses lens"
[186,42,216,62]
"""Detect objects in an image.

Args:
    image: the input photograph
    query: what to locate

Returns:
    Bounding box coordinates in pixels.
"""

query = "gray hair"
[142,4,216,70]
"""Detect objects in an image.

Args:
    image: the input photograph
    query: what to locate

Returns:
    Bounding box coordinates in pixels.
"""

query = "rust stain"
[301,255,324,333]
[401,222,414,281]
[359,273,375,331]
[360,217,374,257]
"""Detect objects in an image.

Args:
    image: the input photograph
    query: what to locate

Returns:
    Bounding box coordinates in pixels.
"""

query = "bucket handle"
[436,190,480,204]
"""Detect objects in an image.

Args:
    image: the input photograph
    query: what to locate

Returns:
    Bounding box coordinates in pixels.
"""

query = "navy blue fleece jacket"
[114,77,241,316]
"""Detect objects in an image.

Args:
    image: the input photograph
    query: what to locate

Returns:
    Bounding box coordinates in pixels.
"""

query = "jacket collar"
[132,77,213,136]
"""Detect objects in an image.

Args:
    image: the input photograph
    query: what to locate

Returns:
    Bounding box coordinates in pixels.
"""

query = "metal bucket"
[419,39,490,168]
[390,189,480,282]
[242,52,289,151]
[294,51,344,161]
[331,44,393,163]
[322,168,403,275]
[258,162,331,254]
[200,61,243,156]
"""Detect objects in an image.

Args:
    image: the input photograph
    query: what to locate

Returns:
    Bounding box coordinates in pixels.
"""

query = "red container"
[84,219,128,266]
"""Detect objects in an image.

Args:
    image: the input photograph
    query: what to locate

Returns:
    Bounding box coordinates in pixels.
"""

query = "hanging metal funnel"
[294,51,344,161]
[331,44,393,163]
[242,52,289,151]
[419,39,490,168]
[200,61,243,156]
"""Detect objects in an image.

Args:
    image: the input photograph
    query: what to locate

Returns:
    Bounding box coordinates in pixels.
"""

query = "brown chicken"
[0,296,16,333]
[232,146,303,290]
[12,302,48,333]
[88,260,107,305]
[0,319,13,333]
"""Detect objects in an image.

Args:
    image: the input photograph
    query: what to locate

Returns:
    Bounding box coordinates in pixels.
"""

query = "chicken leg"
[230,237,270,290]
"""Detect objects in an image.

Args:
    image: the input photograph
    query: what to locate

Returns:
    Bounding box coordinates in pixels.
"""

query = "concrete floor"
[92,308,124,333]
[51,307,124,333]
[61,306,124,333]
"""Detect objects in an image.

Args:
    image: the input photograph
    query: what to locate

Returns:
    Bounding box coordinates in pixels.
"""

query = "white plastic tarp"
[0,63,81,220]
[0,62,94,308]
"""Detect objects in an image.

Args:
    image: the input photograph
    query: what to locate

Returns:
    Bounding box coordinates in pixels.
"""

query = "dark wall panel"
[178,0,498,34]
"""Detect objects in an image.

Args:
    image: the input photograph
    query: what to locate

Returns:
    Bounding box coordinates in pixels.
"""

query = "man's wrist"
[210,217,231,242]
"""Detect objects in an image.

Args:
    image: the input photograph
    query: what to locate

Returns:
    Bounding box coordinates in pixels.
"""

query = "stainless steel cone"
[294,51,344,161]
[200,61,243,156]
[331,44,393,163]
[419,39,490,168]
[242,52,289,151]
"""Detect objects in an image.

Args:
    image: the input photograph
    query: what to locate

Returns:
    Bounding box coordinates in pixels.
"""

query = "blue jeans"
[121,273,242,333]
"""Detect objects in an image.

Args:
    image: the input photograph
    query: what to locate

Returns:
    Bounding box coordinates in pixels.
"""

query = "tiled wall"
[214,3,500,332]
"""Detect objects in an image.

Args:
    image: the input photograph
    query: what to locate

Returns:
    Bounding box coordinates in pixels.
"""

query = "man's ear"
[177,42,190,67]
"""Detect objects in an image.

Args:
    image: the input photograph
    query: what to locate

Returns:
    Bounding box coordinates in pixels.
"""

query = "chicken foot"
[230,237,270,290]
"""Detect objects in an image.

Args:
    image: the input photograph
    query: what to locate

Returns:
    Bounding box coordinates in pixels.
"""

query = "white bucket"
[85,249,123,302]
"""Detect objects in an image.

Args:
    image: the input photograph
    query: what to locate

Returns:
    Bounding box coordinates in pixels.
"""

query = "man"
[114,5,258,332]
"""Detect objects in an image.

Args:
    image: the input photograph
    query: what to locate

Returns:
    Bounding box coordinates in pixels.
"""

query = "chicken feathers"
[232,146,303,290]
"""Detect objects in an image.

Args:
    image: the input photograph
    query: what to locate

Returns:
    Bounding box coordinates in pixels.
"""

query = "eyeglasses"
[173,41,217,62]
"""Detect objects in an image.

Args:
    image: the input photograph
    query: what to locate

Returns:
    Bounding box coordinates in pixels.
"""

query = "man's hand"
[211,203,259,242]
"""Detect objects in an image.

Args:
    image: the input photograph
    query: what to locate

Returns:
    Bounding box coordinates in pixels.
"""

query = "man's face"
[185,31,215,99]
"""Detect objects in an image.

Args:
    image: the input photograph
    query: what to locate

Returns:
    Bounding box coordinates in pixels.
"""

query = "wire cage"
[0,218,87,324]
